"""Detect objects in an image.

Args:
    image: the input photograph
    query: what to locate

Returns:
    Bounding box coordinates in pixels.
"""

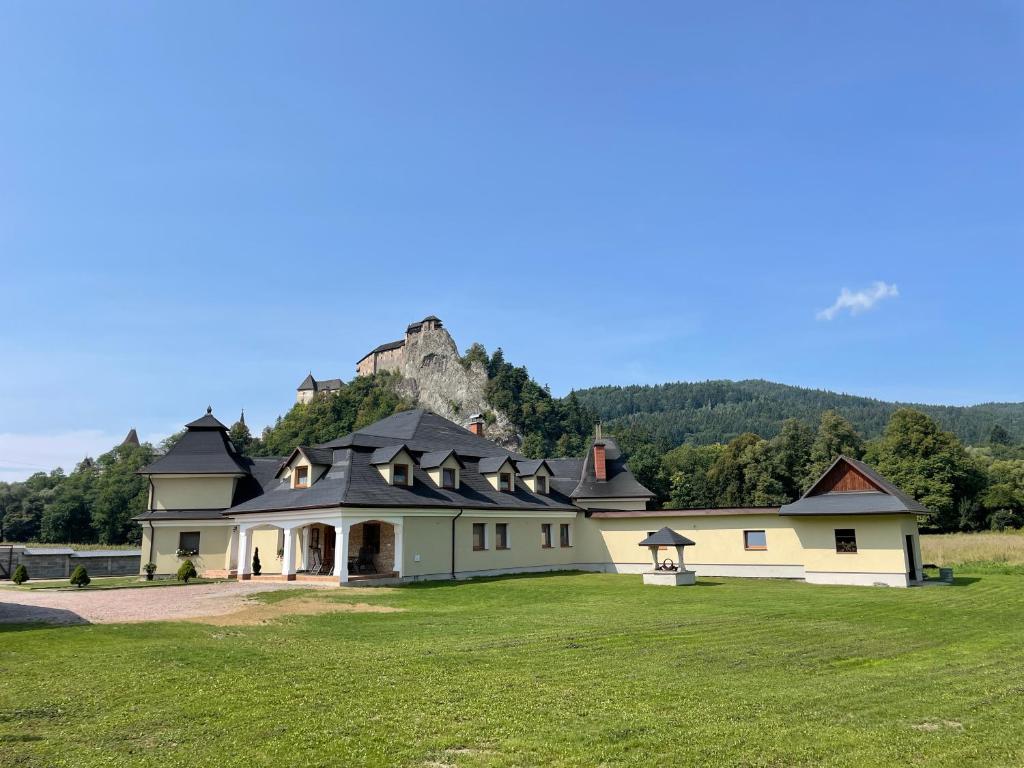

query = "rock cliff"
[393,326,520,449]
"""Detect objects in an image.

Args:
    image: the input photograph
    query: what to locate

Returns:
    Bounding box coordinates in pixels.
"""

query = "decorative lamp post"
[637,527,697,586]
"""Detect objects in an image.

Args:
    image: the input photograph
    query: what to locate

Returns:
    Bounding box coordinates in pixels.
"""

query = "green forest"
[3,352,1023,545]
[574,379,1024,447]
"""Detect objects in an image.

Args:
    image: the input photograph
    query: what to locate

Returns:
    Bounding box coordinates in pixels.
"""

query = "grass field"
[922,530,1024,573]
[2,571,1023,768]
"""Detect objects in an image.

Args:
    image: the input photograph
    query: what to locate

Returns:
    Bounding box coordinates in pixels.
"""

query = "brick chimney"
[593,441,607,481]
[468,413,485,436]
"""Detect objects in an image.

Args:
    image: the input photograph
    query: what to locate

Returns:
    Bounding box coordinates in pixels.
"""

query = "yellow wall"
[151,476,237,511]
[141,524,233,576]
[792,515,918,575]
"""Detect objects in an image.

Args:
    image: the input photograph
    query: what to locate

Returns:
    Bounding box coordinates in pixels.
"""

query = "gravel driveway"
[0,581,327,625]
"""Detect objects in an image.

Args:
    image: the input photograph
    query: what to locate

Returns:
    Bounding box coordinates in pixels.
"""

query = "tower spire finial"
[207,405,213,415]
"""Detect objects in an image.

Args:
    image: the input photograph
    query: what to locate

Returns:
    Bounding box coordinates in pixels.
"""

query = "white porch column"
[300,526,311,571]
[225,526,239,573]
[335,523,349,585]
[281,527,296,581]
[393,521,404,578]
[238,526,253,580]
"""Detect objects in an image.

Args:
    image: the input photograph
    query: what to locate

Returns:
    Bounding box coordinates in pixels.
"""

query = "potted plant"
[143,562,157,581]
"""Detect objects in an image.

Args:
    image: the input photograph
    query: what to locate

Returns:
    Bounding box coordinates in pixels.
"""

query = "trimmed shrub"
[70,565,91,588]
[12,564,29,585]
[252,547,262,576]
[143,562,157,581]
[177,559,197,583]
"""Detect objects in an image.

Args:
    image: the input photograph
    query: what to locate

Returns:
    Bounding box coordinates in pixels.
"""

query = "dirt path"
[0,581,337,625]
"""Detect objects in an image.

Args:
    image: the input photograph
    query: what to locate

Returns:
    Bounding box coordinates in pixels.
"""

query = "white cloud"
[817,281,899,321]
[0,430,123,483]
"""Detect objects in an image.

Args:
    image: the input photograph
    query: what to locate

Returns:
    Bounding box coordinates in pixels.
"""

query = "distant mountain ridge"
[572,379,1024,448]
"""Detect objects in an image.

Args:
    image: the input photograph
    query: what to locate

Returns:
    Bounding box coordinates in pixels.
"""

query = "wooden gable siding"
[810,461,883,495]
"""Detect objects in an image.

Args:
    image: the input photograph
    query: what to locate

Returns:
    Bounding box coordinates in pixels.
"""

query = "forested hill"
[573,379,1024,449]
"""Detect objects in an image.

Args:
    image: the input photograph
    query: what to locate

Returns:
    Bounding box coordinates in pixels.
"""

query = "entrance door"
[905,535,917,582]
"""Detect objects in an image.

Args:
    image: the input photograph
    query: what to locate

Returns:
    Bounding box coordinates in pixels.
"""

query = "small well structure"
[638,527,696,586]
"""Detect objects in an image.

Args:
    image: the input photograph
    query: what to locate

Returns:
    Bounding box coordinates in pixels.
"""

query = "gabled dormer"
[420,449,464,490]
[479,456,518,493]
[371,444,416,487]
[516,459,553,495]
[277,446,334,489]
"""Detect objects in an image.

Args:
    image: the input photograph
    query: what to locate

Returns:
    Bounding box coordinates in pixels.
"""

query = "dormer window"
[294,465,309,489]
[499,472,512,492]
[442,467,456,489]
[393,463,410,486]
[535,475,547,494]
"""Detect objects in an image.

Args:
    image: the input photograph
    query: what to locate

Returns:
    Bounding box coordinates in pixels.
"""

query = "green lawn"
[2,572,1022,768]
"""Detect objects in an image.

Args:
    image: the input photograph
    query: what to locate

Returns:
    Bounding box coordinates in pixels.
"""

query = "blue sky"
[1,2,1021,480]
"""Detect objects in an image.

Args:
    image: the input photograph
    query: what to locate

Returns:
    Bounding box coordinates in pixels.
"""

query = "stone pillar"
[281,528,296,580]
[238,527,252,580]
[393,522,404,578]
[226,527,239,573]
[300,526,311,571]
[335,524,349,585]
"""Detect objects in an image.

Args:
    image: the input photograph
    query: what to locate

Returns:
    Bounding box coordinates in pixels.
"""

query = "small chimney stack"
[593,441,607,482]
[468,413,485,436]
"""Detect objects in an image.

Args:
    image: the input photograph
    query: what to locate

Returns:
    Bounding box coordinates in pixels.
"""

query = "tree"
[805,411,865,487]
[252,548,262,576]
[989,424,1012,446]
[769,419,814,500]
[229,415,253,456]
[665,444,726,508]
[69,565,91,588]
[177,559,198,583]
[12,564,28,585]
[40,458,98,543]
[864,408,985,531]
[91,442,154,544]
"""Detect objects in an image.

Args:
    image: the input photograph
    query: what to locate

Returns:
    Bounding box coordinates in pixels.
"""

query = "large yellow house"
[136,408,927,588]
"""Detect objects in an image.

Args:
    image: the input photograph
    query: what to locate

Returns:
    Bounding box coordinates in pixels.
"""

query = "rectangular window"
[535,475,547,494]
[393,463,410,486]
[495,523,509,550]
[499,472,512,492]
[541,523,552,548]
[835,528,858,553]
[744,530,767,550]
[442,467,456,489]
[294,465,309,488]
[178,531,200,555]
[472,523,487,551]
[559,523,571,548]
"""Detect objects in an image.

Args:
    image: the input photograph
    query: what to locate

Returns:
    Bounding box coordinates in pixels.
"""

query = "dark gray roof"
[226,446,577,515]
[779,456,929,516]
[571,437,655,500]
[370,444,410,465]
[298,373,317,391]
[141,411,249,475]
[478,456,516,474]
[185,407,228,430]
[545,457,585,497]
[419,449,464,469]
[322,409,514,458]
[364,339,405,357]
[638,527,696,547]
[516,459,552,477]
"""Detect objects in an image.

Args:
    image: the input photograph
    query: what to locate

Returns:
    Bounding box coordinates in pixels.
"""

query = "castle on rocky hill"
[295,315,519,447]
